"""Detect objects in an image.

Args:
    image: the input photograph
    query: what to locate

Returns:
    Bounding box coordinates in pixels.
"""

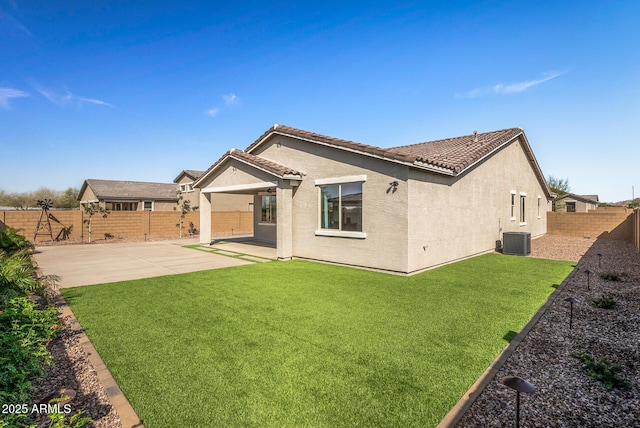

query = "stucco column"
[276,182,293,260]
[199,191,212,245]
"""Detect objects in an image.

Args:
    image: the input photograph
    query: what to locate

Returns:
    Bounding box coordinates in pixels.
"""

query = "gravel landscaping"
[457,237,640,427]
[30,235,637,427]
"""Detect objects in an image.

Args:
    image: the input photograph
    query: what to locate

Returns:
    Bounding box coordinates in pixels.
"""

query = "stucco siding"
[407,137,548,273]
[254,135,410,272]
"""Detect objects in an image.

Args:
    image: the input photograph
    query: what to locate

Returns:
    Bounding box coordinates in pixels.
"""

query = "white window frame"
[259,194,277,225]
[510,190,517,221]
[537,196,541,219]
[520,192,527,226]
[143,201,154,211]
[315,175,367,239]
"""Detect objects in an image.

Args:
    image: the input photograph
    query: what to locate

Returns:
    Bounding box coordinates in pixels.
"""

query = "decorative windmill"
[34,199,54,242]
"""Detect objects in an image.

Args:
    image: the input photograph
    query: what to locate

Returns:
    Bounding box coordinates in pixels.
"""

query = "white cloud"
[223,93,239,106]
[28,81,115,108]
[205,93,240,118]
[0,87,29,109]
[457,71,565,98]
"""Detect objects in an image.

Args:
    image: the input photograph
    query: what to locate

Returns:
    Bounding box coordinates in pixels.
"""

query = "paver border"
[53,292,145,428]
[436,263,580,427]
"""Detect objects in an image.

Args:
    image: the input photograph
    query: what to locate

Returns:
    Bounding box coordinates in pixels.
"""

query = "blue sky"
[1,1,638,202]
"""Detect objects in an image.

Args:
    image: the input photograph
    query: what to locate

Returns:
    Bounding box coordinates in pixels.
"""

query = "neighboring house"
[174,170,204,209]
[78,174,254,213]
[174,169,254,212]
[195,124,553,274]
[78,179,179,211]
[555,193,599,212]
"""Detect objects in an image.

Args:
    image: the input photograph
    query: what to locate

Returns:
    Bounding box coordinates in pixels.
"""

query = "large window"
[320,182,362,232]
[261,195,276,223]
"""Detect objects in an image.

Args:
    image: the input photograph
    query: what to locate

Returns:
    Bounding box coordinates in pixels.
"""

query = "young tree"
[82,202,110,243]
[175,191,198,238]
[547,175,571,211]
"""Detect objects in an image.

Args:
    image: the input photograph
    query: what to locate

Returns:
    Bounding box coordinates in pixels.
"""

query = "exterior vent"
[503,232,531,256]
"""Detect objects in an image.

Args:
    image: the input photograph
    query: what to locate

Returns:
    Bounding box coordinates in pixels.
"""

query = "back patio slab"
[33,239,262,288]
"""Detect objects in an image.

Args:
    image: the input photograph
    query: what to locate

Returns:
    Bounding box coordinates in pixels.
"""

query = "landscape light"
[564,297,581,329]
[501,376,536,427]
[585,269,594,290]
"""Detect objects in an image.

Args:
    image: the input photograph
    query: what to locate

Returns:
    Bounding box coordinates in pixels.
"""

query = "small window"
[261,195,276,223]
[106,202,137,211]
[537,196,541,218]
[520,194,526,223]
[566,202,576,212]
[143,201,153,211]
[510,191,516,220]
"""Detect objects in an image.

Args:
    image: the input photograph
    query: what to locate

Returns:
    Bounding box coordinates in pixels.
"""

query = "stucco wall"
[407,137,549,272]
[254,135,410,272]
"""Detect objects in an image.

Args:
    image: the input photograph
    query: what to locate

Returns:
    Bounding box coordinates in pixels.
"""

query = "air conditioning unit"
[502,232,531,256]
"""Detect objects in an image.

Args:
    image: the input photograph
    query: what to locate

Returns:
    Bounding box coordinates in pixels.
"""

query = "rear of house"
[196,125,552,274]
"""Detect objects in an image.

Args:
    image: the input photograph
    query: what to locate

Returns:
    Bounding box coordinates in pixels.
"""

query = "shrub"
[0,297,63,426]
[600,273,621,281]
[571,352,631,390]
[591,295,616,309]
[0,227,33,256]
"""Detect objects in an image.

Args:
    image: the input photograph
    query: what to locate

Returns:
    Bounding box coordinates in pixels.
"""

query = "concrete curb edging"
[436,264,580,427]
[54,292,145,428]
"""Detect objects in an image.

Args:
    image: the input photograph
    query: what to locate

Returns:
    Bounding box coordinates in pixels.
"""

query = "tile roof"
[194,149,303,187]
[229,149,303,177]
[557,193,600,204]
[391,128,523,173]
[80,179,179,201]
[196,124,551,198]
[174,169,204,182]
[248,124,524,174]
[247,124,416,163]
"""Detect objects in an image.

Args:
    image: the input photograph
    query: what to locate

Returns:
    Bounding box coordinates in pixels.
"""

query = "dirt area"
[529,234,596,262]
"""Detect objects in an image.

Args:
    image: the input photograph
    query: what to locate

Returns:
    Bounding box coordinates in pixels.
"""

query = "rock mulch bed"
[30,316,122,428]
[457,238,640,427]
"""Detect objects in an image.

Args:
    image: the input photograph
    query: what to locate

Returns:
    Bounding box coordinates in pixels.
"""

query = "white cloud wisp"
[0,87,29,109]
[29,82,115,108]
[458,71,565,98]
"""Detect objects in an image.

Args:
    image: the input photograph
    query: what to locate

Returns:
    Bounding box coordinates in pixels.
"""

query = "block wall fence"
[1,208,637,250]
[634,208,640,252]
[0,210,253,242]
[546,206,636,242]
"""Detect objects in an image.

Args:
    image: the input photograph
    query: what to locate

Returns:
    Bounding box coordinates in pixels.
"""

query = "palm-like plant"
[0,228,58,304]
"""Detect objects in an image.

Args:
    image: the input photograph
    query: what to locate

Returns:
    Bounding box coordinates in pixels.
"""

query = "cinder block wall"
[634,208,640,251]
[0,210,253,242]
[547,207,634,240]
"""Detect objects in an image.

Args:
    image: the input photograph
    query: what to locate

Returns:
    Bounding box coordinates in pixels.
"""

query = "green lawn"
[61,254,574,427]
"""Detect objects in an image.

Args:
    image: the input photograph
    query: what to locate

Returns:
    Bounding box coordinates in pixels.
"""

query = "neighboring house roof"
[173,169,204,183]
[557,193,599,204]
[195,124,552,198]
[78,179,179,202]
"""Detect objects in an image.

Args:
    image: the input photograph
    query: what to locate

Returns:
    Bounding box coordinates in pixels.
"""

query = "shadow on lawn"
[502,330,518,343]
